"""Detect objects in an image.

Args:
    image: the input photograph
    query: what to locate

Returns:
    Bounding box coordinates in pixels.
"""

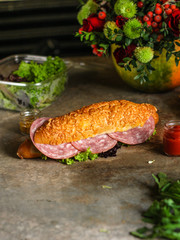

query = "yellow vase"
[111,43,180,93]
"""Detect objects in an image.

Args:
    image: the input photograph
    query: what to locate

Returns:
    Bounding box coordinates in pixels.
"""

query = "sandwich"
[17,100,159,161]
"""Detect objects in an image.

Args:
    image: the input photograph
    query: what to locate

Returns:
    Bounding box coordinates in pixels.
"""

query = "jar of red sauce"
[163,120,180,156]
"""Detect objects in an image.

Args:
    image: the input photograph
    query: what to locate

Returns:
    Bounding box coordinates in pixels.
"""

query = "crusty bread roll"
[17,138,41,159]
[33,100,158,145]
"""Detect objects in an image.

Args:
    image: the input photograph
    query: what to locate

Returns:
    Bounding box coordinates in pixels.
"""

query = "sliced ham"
[30,118,80,159]
[108,116,155,145]
[71,134,117,154]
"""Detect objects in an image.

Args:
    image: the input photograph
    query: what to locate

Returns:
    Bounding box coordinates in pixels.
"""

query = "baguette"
[34,100,158,145]
[17,100,159,160]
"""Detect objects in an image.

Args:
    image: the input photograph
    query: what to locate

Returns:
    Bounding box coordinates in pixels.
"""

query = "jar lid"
[164,120,180,130]
[20,108,41,117]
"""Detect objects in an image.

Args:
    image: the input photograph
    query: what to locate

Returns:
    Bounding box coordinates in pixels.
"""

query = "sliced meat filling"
[108,116,155,145]
[30,116,155,159]
[71,134,117,154]
[30,118,80,159]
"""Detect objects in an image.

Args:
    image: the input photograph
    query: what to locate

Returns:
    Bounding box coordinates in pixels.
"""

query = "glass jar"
[163,120,180,156]
[19,108,40,135]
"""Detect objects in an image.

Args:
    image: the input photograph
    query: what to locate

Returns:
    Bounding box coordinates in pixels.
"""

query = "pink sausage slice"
[30,118,80,159]
[108,116,155,145]
[34,142,80,159]
[71,134,117,154]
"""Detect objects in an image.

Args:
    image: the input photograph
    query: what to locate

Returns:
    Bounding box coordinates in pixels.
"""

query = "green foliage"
[131,173,180,240]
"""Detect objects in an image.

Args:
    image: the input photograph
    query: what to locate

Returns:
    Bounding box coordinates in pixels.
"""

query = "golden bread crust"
[33,100,159,145]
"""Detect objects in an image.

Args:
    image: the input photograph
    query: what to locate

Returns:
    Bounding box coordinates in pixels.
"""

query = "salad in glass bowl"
[0,54,67,111]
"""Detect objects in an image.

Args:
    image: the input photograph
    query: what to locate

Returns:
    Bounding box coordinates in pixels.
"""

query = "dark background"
[0,0,91,59]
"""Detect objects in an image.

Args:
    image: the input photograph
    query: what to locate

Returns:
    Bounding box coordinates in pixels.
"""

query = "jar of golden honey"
[19,109,40,135]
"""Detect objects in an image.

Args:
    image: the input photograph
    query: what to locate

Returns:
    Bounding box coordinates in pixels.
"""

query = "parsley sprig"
[131,173,180,240]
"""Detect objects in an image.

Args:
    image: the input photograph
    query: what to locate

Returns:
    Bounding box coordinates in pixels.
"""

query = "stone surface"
[0,56,180,240]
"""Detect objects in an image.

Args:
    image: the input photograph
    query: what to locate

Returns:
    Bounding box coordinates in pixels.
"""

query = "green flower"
[123,18,142,39]
[103,21,120,41]
[134,47,154,63]
[114,0,137,18]
[77,0,99,25]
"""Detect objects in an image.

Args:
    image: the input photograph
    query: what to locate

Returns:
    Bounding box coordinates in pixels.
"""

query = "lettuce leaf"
[13,56,66,83]
[61,148,98,165]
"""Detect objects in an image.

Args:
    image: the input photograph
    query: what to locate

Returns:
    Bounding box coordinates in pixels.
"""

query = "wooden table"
[0,56,180,240]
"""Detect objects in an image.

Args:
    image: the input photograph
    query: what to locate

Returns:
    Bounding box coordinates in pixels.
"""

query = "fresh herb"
[41,154,48,160]
[131,173,180,240]
[147,128,157,141]
[153,172,180,203]
[61,158,75,165]
[61,148,98,165]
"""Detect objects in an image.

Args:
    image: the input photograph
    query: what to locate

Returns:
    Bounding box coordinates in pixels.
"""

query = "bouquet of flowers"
[76,0,180,83]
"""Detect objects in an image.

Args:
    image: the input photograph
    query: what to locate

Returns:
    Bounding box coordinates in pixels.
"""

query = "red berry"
[156,3,161,7]
[154,15,162,22]
[97,52,103,57]
[137,1,144,8]
[147,11,153,18]
[173,8,178,12]
[170,4,176,10]
[164,4,170,9]
[152,21,158,28]
[79,27,83,34]
[165,8,173,15]
[98,11,106,20]
[92,47,98,55]
[143,15,150,22]
[91,44,97,48]
[155,7,162,15]
[146,21,152,27]
[97,48,104,57]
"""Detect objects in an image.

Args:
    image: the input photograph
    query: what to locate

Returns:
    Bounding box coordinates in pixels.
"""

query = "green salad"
[0,56,67,111]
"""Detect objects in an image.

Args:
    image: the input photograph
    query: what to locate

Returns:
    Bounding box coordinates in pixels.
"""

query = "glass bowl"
[0,54,67,111]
